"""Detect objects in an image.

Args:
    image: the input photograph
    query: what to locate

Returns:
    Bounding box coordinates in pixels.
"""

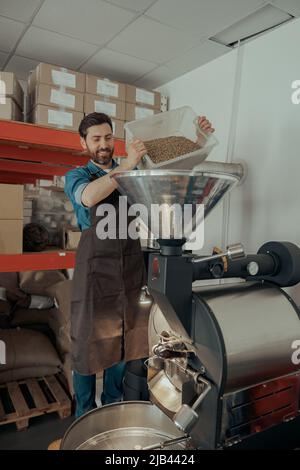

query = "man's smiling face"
[81,123,114,167]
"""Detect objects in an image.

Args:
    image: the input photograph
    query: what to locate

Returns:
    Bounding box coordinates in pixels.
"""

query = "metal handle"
[191,161,244,181]
[192,242,245,264]
[173,377,212,433]
[191,377,212,410]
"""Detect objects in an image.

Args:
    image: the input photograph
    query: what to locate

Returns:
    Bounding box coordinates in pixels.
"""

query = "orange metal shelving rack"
[0,119,126,272]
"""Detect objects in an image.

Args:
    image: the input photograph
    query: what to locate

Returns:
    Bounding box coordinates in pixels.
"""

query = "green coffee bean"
[144,136,201,164]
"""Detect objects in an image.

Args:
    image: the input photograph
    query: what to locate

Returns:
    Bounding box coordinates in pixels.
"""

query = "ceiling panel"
[108,16,202,64]
[271,0,300,16]
[33,0,136,46]
[0,0,42,23]
[0,16,26,53]
[16,27,99,69]
[80,48,157,83]
[134,40,231,88]
[134,65,177,88]
[146,0,267,37]
[105,0,157,13]
[164,40,231,77]
[213,4,292,46]
[0,52,9,69]
[5,55,40,80]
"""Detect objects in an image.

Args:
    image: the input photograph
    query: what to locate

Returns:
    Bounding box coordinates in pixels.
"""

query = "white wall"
[158,17,300,302]
[158,49,238,254]
[229,19,300,249]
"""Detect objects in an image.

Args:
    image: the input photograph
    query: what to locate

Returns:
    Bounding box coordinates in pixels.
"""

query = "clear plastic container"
[124,106,218,170]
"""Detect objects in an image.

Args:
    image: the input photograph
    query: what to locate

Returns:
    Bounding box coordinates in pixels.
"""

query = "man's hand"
[196,116,215,147]
[198,116,215,134]
[120,139,147,171]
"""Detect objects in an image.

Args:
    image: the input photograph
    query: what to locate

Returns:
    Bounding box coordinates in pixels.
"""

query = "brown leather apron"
[70,188,151,375]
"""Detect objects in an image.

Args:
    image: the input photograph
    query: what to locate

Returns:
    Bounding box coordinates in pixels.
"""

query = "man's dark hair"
[79,112,113,139]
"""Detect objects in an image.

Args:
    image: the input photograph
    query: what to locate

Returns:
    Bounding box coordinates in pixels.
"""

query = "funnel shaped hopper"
[112,162,242,243]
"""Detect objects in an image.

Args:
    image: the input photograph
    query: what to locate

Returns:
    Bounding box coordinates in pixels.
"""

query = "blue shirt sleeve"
[64,168,90,207]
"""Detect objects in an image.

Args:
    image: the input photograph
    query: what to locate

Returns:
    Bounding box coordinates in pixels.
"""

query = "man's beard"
[89,146,114,166]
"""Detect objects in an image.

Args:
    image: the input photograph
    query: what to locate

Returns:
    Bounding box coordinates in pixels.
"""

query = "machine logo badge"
[151,257,160,281]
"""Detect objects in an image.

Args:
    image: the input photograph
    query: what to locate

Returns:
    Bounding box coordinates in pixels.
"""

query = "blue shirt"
[64,159,119,231]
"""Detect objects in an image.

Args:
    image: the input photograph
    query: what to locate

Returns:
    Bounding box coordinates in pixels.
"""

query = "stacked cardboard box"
[160,95,168,113]
[0,72,24,122]
[62,228,81,250]
[84,74,126,139]
[125,85,161,122]
[23,199,33,226]
[0,184,23,254]
[27,63,85,132]
[83,76,165,138]
[25,63,167,136]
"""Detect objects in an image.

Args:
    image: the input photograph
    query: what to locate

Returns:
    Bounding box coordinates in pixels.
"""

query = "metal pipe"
[192,253,277,282]
[192,243,245,264]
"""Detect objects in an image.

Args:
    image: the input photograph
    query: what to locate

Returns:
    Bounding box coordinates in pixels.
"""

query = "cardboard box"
[0,98,23,121]
[161,94,168,112]
[0,184,23,220]
[0,183,23,254]
[37,179,53,187]
[62,228,81,250]
[0,220,23,254]
[126,85,161,109]
[28,63,85,93]
[29,104,84,132]
[125,103,160,122]
[0,72,24,109]
[23,217,32,225]
[111,119,125,139]
[23,208,32,217]
[86,74,125,101]
[23,200,33,209]
[29,83,84,112]
[84,94,125,120]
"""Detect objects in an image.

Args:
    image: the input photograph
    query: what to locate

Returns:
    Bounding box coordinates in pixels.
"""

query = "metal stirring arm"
[141,435,191,451]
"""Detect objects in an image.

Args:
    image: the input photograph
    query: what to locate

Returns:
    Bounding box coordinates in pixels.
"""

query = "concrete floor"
[0,413,75,450]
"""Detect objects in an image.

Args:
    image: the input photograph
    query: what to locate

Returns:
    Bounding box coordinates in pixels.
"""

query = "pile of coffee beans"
[144,136,201,164]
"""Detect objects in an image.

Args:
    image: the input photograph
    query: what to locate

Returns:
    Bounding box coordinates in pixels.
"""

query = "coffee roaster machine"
[61,162,300,450]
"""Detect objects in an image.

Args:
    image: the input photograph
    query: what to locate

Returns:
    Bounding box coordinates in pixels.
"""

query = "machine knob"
[247,261,259,276]
[209,262,224,278]
[226,243,245,260]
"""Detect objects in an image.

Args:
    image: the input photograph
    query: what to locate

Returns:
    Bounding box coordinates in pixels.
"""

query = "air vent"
[210,4,294,47]
[224,375,300,443]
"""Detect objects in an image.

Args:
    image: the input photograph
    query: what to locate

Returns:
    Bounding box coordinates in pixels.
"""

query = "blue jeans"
[73,362,126,418]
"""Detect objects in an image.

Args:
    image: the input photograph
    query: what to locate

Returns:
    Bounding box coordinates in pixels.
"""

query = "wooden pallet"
[0,373,72,431]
